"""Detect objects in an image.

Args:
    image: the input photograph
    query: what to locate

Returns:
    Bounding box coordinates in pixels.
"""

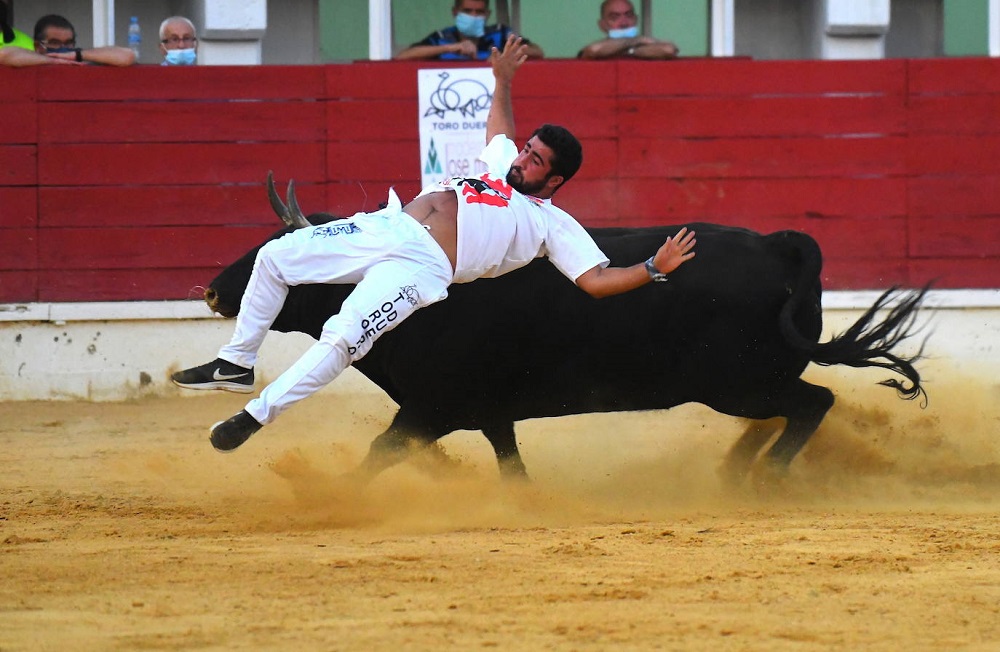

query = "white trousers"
[218,195,453,425]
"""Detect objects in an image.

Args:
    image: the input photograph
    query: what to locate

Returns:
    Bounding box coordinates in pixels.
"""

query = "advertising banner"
[418,67,496,189]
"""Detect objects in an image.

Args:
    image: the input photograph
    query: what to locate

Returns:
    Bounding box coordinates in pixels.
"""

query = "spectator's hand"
[450,40,478,58]
[44,51,85,65]
[490,33,528,84]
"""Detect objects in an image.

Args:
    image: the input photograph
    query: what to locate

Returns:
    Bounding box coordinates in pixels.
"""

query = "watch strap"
[644,256,668,282]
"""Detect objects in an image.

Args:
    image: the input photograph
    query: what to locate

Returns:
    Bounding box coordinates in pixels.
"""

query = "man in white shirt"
[172,34,697,452]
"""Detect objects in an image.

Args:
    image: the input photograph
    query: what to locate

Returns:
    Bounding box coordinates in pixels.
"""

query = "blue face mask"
[44,46,75,53]
[608,26,639,39]
[455,12,486,38]
[164,48,196,65]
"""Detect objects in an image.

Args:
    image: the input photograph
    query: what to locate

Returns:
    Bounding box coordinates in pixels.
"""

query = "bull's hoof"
[498,458,530,482]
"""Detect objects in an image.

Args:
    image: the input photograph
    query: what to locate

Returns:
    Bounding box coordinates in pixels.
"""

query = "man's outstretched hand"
[490,33,529,84]
[651,227,697,276]
[486,33,529,142]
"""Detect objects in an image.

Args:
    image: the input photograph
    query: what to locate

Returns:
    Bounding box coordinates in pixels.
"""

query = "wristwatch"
[74,48,83,62]
[644,256,668,282]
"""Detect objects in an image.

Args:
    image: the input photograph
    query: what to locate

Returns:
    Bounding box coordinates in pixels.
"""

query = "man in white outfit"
[172,34,697,452]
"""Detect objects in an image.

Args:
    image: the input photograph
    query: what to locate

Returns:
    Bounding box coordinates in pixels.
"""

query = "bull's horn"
[285,180,311,229]
[266,171,311,229]
[267,171,292,224]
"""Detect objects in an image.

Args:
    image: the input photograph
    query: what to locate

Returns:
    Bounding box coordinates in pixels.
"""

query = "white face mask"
[164,47,196,65]
[455,12,486,38]
[608,26,639,39]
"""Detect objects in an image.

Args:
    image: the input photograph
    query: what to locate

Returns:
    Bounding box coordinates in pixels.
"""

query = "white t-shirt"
[415,135,610,284]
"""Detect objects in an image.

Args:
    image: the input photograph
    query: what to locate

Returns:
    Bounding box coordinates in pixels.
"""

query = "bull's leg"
[481,421,529,481]
[708,379,835,483]
[720,418,783,484]
[763,380,834,468]
[353,408,445,483]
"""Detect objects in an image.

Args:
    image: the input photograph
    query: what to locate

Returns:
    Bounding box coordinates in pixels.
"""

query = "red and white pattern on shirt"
[455,174,544,209]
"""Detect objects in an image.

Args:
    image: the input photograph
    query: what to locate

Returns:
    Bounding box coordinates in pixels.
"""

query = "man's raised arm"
[486,33,529,143]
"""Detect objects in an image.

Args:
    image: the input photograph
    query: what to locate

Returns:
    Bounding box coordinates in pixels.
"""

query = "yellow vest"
[0,27,34,50]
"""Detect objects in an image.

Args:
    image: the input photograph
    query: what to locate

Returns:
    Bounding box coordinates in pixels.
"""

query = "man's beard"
[506,167,548,196]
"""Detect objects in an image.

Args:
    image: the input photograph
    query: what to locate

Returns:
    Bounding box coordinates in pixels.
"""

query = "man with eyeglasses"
[32,14,135,66]
[159,16,197,66]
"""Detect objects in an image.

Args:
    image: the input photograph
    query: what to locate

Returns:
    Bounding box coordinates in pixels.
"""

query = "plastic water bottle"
[127,16,141,62]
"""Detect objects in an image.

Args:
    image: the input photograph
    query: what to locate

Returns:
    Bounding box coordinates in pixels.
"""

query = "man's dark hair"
[33,14,75,42]
[531,123,583,188]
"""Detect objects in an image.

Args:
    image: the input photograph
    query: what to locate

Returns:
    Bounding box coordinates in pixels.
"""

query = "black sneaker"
[172,358,254,393]
[210,410,262,452]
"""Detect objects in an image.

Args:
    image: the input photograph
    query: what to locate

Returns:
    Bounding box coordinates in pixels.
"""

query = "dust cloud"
[2,359,996,535]
[166,359,1000,533]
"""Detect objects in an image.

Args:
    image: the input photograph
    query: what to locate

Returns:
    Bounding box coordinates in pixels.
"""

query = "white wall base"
[0,311,371,401]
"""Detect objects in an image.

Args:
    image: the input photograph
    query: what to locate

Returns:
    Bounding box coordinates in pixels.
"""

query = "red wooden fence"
[1,57,998,303]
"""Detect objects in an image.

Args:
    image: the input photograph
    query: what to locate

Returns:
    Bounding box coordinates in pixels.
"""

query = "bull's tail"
[810,285,929,402]
[777,232,930,403]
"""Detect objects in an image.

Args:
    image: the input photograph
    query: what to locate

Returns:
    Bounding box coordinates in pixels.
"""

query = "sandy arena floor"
[1,363,999,651]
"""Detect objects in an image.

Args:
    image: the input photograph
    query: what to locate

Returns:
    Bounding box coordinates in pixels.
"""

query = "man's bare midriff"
[403,190,459,271]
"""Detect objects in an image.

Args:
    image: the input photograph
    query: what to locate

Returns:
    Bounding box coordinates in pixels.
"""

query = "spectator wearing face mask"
[159,16,197,66]
[32,14,135,66]
[578,0,678,60]
[395,0,543,61]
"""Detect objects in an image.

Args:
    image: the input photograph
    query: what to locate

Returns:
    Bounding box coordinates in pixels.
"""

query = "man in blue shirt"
[395,0,543,61]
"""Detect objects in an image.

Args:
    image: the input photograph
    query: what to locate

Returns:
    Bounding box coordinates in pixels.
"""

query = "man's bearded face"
[506,165,550,196]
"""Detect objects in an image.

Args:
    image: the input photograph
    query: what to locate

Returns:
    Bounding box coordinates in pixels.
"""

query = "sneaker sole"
[209,420,237,453]
[173,380,255,394]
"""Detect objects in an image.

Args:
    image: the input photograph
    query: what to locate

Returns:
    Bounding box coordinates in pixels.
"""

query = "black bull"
[204,216,927,483]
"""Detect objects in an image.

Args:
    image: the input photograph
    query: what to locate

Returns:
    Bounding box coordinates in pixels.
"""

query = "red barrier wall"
[1,58,998,303]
